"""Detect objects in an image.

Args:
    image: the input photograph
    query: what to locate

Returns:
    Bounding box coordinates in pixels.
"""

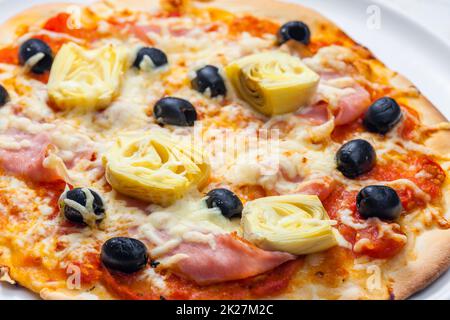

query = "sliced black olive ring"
[363,97,403,134]
[206,188,243,219]
[0,85,9,107]
[357,185,402,221]
[277,21,311,45]
[101,237,148,274]
[336,139,377,179]
[59,187,105,225]
[154,97,197,127]
[133,47,168,70]
[19,38,53,74]
[191,65,227,98]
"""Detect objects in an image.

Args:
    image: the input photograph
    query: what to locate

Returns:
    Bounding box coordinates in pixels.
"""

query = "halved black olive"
[19,38,53,74]
[59,188,105,225]
[191,65,227,98]
[133,47,168,69]
[363,97,403,134]
[336,139,376,178]
[357,185,402,221]
[277,21,311,45]
[101,237,148,274]
[154,97,197,126]
[206,188,243,219]
[0,85,9,107]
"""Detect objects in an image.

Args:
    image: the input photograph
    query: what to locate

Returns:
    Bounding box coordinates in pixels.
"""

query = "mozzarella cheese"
[137,192,239,264]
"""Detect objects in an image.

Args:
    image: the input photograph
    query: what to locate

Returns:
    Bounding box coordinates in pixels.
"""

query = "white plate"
[0,0,449,300]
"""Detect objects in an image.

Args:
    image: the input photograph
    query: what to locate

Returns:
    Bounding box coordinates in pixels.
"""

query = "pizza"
[0,0,449,300]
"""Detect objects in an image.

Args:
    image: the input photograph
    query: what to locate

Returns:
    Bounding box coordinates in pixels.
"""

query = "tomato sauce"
[168,259,301,299]
[43,13,99,42]
[228,15,279,37]
[398,106,420,140]
[31,181,66,219]
[361,153,445,207]
[70,251,103,286]
[236,185,267,203]
[324,187,405,259]
[1,12,101,66]
[0,33,67,82]
[324,150,445,259]
[103,260,302,300]
[331,106,419,144]
[331,119,365,143]
[0,46,19,64]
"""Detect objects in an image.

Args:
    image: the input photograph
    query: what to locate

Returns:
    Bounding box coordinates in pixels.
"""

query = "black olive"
[363,97,403,134]
[19,38,53,74]
[191,65,227,98]
[206,188,243,219]
[357,185,402,220]
[59,188,105,224]
[277,21,311,45]
[101,237,148,274]
[0,85,9,107]
[133,47,168,69]
[154,97,197,126]
[336,139,376,178]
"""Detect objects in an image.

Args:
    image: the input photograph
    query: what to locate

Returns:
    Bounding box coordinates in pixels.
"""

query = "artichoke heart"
[103,131,210,207]
[242,195,337,255]
[48,43,128,111]
[225,52,320,116]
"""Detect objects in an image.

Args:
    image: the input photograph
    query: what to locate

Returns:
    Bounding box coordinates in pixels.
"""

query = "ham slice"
[294,177,336,202]
[296,102,329,125]
[127,24,161,44]
[168,234,294,285]
[0,132,65,182]
[334,85,370,126]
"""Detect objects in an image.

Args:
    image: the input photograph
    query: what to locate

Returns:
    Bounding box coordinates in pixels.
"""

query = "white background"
[0,0,449,299]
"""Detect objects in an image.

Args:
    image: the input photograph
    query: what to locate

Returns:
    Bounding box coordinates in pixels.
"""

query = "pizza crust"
[0,0,449,300]
[389,73,450,298]
[0,3,75,47]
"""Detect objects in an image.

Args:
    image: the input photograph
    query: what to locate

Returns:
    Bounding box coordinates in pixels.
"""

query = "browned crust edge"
[390,73,450,300]
[0,0,449,300]
[0,3,76,46]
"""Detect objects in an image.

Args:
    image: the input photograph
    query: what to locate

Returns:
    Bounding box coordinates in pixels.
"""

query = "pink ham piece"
[0,132,65,182]
[129,24,162,43]
[334,85,371,126]
[168,234,295,285]
[294,177,336,202]
[296,102,329,125]
[168,26,190,37]
[64,148,94,169]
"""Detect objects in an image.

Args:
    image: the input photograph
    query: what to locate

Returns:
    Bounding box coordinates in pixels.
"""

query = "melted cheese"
[338,209,369,230]
[304,45,357,73]
[386,179,431,202]
[137,192,239,262]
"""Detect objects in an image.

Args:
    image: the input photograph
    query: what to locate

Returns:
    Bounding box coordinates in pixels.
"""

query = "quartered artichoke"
[48,43,128,111]
[241,194,337,255]
[225,52,319,116]
[103,131,210,206]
